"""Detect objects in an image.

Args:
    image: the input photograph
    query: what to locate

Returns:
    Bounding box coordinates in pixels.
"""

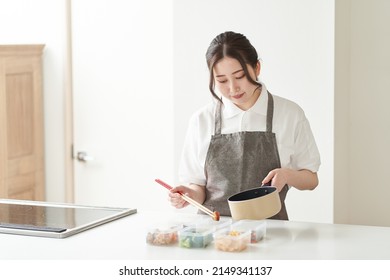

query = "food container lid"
[191,216,232,231]
[231,220,266,243]
[231,219,266,230]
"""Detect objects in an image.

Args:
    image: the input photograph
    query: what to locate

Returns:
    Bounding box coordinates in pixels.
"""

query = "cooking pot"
[228,186,281,220]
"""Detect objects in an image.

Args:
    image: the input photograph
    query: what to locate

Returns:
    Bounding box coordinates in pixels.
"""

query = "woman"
[169,31,320,220]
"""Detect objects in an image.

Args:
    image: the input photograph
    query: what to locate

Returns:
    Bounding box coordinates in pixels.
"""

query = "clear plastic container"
[214,228,251,252]
[231,219,266,243]
[178,226,214,248]
[146,225,183,246]
[178,217,232,248]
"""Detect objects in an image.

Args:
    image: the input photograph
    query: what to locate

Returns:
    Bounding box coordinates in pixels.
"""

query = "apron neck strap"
[214,91,274,135]
[266,91,274,133]
[215,101,222,135]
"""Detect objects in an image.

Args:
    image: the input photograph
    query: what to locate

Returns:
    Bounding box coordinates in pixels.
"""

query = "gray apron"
[203,92,288,220]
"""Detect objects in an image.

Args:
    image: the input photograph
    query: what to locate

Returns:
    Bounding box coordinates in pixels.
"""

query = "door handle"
[76,151,94,162]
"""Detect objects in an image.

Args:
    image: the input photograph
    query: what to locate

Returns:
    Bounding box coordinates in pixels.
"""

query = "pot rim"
[228,186,278,202]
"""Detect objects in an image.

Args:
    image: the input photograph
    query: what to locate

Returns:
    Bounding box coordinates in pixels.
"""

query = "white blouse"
[178,83,321,186]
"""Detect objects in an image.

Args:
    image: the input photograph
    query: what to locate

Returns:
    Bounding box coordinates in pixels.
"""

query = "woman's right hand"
[168,184,206,209]
[168,185,191,209]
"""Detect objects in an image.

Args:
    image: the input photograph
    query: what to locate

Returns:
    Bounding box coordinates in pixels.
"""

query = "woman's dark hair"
[206,31,261,102]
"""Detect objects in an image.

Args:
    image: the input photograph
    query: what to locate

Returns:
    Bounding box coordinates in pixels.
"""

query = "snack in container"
[178,217,232,248]
[178,226,214,248]
[214,229,251,252]
[231,219,266,243]
[146,225,183,246]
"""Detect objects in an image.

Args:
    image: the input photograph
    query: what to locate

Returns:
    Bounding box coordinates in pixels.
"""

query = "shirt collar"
[221,82,268,118]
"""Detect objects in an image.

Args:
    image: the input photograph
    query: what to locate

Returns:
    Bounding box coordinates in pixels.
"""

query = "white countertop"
[1,210,390,260]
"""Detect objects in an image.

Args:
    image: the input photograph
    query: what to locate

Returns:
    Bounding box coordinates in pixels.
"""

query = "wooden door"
[0,45,45,200]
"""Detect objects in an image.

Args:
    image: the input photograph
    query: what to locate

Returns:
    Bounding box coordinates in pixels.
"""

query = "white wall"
[173,0,334,223]
[335,0,390,226]
[0,0,67,203]
[349,0,390,227]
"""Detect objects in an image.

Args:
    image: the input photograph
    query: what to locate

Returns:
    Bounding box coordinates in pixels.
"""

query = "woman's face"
[213,56,260,110]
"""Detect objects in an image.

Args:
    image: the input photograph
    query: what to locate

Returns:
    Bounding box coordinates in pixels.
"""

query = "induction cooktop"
[0,199,136,238]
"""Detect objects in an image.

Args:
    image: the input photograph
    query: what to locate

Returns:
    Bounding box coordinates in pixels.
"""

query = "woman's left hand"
[261,168,288,192]
[262,168,319,192]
